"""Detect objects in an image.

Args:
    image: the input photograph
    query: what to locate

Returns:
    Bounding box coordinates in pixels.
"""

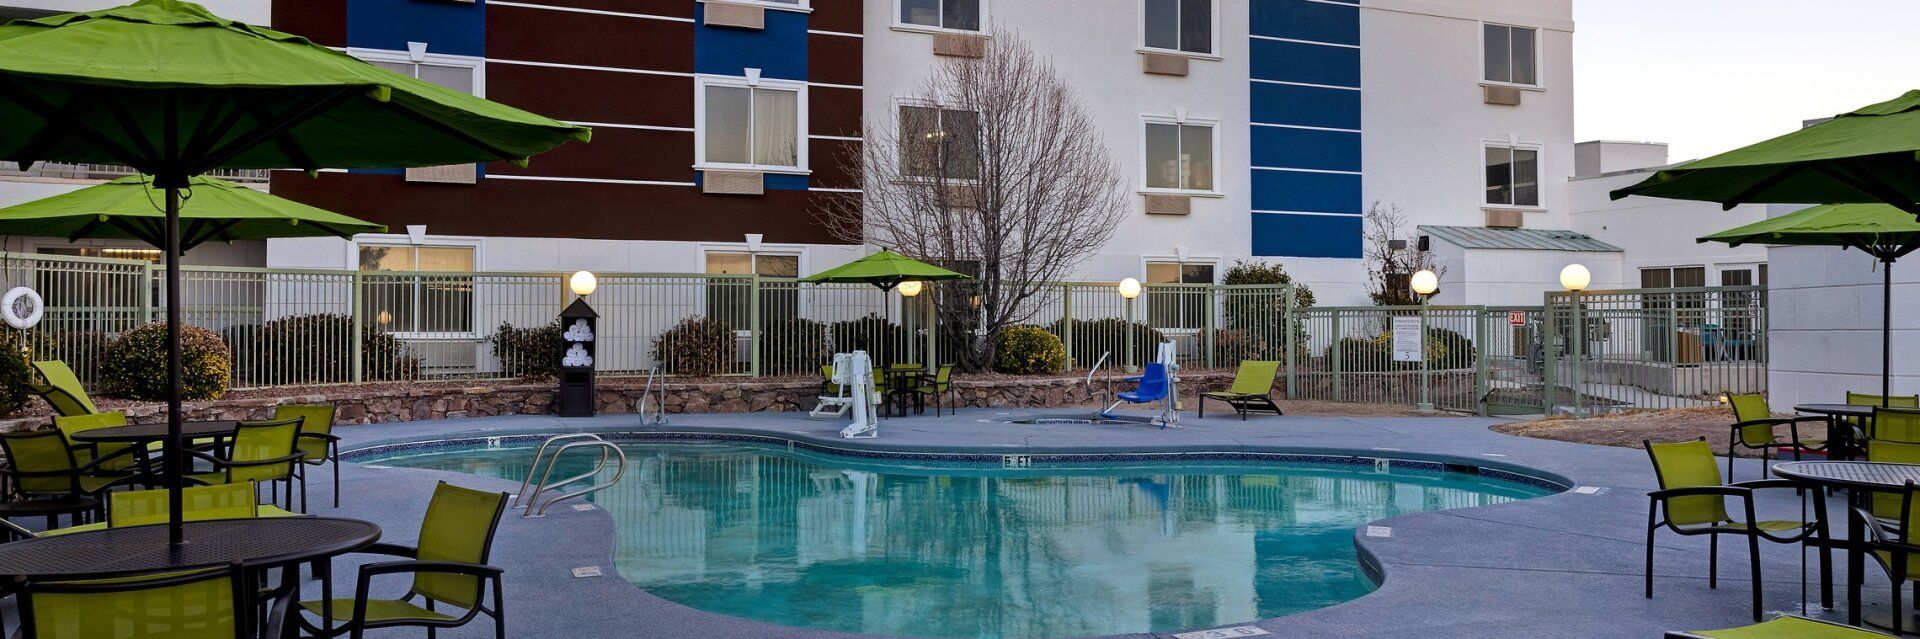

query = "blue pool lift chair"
[1102,362,1174,427]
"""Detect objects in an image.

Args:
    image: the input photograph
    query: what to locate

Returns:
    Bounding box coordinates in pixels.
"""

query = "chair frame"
[1725,394,1825,480]
[184,417,307,511]
[296,484,510,639]
[1856,480,1920,634]
[1643,438,1827,622]
[13,563,285,639]
[0,429,130,501]
[913,364,956,417]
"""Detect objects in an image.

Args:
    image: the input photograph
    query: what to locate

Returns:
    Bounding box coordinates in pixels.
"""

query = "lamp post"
[1119,277,1142,373]
[1560,264,1591,418]
[1411,269,1439,412]
[898,280,935,373]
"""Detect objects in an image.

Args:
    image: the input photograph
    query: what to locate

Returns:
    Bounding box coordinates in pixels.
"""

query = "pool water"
[364,442,1552,639]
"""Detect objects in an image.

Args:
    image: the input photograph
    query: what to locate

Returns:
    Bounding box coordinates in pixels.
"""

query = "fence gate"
[1541,286,1767,415]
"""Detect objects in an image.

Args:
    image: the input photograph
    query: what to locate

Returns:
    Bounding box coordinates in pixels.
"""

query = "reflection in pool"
[363,442,1552,639]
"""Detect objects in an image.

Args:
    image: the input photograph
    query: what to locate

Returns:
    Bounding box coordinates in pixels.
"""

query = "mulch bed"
[1489,406,1794,457]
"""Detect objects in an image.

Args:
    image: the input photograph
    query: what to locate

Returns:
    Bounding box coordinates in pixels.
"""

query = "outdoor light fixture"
[569,270,598,297]
[897,280,924,297]
[1560,264,1591,292]
[1410,269,1439,297]
[1118,277,1142,300]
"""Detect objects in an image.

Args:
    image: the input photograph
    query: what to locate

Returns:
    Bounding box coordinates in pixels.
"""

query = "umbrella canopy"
[1699,203,1920,403]
[0,175,386,249]
[0,0,587,544]
[800,250,972,291]
[1612,91,1920,216]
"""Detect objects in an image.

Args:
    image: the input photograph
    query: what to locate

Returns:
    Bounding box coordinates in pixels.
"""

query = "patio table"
[69,419,240,444]
[1773,461,1920,627]
[1793,404,1874,459]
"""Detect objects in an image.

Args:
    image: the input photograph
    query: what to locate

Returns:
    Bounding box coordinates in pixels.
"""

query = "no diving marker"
[1171,626,1271,639]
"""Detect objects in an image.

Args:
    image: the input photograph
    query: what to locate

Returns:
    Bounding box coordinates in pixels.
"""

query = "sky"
[1574,1,1920,162]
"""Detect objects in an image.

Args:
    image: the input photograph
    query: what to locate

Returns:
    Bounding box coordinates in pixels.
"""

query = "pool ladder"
[513,434,628,518]
[638,364,668,426]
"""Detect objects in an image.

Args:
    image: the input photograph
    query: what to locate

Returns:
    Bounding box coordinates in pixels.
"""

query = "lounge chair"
[1724,393,1824,480]
[1643,438,1824,621]
[1665,615,1894,638]
[27,361,97,417]
[1198,360,1281,420]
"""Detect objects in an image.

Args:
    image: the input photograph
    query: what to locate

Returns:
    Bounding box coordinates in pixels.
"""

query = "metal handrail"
[638,364,668,425]
[1085,351,1113,399]
[525,441,627,518]
[513,434,605,509]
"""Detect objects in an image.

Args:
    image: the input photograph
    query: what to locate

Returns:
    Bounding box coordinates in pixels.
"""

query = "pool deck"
[291,408,1870,638]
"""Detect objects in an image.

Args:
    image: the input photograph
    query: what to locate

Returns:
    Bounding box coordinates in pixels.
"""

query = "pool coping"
[323,410,1867,639]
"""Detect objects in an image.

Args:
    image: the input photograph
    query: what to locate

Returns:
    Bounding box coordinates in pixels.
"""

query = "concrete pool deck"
[288,409,1872,638]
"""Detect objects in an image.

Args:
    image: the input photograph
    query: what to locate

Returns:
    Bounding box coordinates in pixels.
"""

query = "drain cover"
[572,503,597,511]
[1365,526,1393,538]
[1170,626,1271,639]
[571,566,604,578]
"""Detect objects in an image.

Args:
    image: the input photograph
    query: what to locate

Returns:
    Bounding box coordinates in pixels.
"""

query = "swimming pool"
[361,440,1556,639]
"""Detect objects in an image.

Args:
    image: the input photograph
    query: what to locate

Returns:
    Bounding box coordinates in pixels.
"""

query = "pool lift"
[814,350,882,439]
[1099,341,1182,428]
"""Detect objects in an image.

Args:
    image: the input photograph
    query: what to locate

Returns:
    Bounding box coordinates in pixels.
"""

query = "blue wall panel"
[1250,83,1360,130]
[1251,213,1363,259]
[1250,39,1359,88]
[1251,0,1359,45]
[347,0,485,56]
[1251,127,1360,172]
[1251,170,1361,214]
[694,7,810,81]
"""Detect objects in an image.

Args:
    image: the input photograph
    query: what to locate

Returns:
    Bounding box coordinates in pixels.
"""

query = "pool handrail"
[525,440,628,518]
[513,433,607,509]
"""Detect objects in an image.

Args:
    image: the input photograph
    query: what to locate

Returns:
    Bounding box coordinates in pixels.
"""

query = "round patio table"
[69,419,240,444]
[1773,461,1920,628]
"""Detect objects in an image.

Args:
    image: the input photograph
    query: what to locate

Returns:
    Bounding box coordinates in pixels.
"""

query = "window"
[697,77,806,172]
[1640,266,1705,289]
[359,244,476,334]
[1143,0,1212,55]
[1483,24,1537,86]
[898,0,980,31]
[705,251,801,326]
[1484,144,1539,207]
[1146,261,1214,329]
[1144,120,1215,193]
[899,104,980,180]
[350,48,483,96]
[714,0,806,9]
[36,246,161,263]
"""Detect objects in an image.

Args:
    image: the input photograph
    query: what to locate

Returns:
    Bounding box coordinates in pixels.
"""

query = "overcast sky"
[1574,1,1920,162]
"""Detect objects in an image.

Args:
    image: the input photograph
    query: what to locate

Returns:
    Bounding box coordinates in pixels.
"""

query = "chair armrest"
[299,432,342,443]
[1731,416,1823,429]
[1648,485,1750,501]
[356,542,419,559]
[1854,506,1903,545]
[1729,479,1805,492]
[193,452,307,469]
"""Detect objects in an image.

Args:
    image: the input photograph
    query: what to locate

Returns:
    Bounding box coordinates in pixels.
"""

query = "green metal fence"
[0,250,1766,415]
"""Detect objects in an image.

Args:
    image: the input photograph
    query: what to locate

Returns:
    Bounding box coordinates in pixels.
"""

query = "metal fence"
[0,251,1766,415]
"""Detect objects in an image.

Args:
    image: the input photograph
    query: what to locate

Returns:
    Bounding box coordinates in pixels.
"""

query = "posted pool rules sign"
[1391,316,1422,362]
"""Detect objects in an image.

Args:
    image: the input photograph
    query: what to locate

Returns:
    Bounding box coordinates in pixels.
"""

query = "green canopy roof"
[1699,203,1920,259]
[1613,91,1920,216]
[0,175,386,250]
[0,0,590,174]
[800,251,972,290]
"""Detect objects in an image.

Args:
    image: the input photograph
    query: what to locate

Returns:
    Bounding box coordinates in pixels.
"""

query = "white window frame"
[345,47,486,97]
[1140,257,1219,333]
[1136,0,1220,60]
[693,74,811,175]
[892,0,989,35]
[699,244,811,337]
[1481,140,1543,209]
[893,97,982,184]
[1478,22,1541,89]
[349,234,483,339]
[698,0,811,13]
[1139,113,1222,197]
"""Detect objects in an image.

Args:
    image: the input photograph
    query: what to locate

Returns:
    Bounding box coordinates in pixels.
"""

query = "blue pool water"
[363,442,1553,638]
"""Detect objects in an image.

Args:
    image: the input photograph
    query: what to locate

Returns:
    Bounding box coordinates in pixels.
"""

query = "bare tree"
[1363,201,1446,306]
[817,26,1126,370]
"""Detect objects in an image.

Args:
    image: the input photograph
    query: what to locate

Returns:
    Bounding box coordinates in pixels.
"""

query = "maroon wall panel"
[808,33,863,88]
[489,127,694,182]
[487,3,694,72]
[809,0,862,34]
[270,0,345,46]
[810,86,862,139]
[488,62,694,128]
[809,139,862,190]
[494,0,694,19]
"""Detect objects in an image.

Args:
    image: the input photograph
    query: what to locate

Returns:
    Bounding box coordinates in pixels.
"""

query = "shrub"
[489,320,568,379]
[651,316,737,376]
[829,316,913,367]
[1323,326,1479,373]
[993,325,1066,375]
[227,314,418,385]
[101,322,230,400]
[1207,328,1270,365]
[1220,260,1313,361]
[1048,318,1165,369]
[761,316,829,375]
[1424,325,1478,370]
[0,331,35,417]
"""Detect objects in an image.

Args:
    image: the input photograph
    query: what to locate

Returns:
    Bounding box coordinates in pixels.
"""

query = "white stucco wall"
[1427,243,1622,307]
[1767,244,1911,408]
[1568,170,1770,284]
[266,235,867,275]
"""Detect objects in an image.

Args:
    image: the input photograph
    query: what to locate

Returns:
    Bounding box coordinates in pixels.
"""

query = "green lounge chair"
[1644,438,1823,621]
[1198,361,1282,420]
[276,404,341,510]
[1725,393,1824,480]
[914,365,956,416]
[1857,480,1920,634]
[1666,615,1894,638]
[185,417,305,511]
[27,361,97,417]
[15,564,276,639]
[297,481,510,639]
[1874,406,1920,444]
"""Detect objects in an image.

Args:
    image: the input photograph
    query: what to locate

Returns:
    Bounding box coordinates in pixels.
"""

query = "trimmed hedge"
[829,317,913,368]
[992,325,1066,375]
[227,314,419,385]
[651,316,737,376]
[1048,318,1166,368]
[1325,325,1479,372]
[489,320,567,379]
[102,322,230,400]
[761,316,829,375]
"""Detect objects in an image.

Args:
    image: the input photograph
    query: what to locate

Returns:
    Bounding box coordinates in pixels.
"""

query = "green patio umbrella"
[1700,203,1920,404]
[800,250,971,291]
[0,175,387,247]
[0,0,588,543]
[1613,91,1920,216]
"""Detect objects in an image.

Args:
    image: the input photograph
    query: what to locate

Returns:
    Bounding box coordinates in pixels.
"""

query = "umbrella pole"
[164,180,184,546]
[1886,257,1895,408]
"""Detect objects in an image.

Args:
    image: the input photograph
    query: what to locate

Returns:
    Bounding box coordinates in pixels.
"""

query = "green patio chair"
[275,404,341,510]
[914,365,956,416]
[1198,361,1283,420]
[1725,393,1824,480]
[1868,440,1920,524]
[0,429,121,501]
[15,564,275,639]
[1874,406,1920,444]
[41,481,302,537]
[1644,438,1822,621]
[52,411,141,475]
[1848,392,1919,443]
[184,417,305,511]
[1855,480,1920,634]
[297,481,509,639]
[1665,615,1895,638]
[26,361,97,418]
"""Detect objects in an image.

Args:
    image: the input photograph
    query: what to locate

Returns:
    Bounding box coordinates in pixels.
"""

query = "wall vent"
[405,164,477,185]
[1485,208,1524,228]
[703,2,765,30]
[1483,84,1523,106]
[1144,194,1191,216]
[1141,52,1190,77]
[933,33,986,58]
[703,170,765,195]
